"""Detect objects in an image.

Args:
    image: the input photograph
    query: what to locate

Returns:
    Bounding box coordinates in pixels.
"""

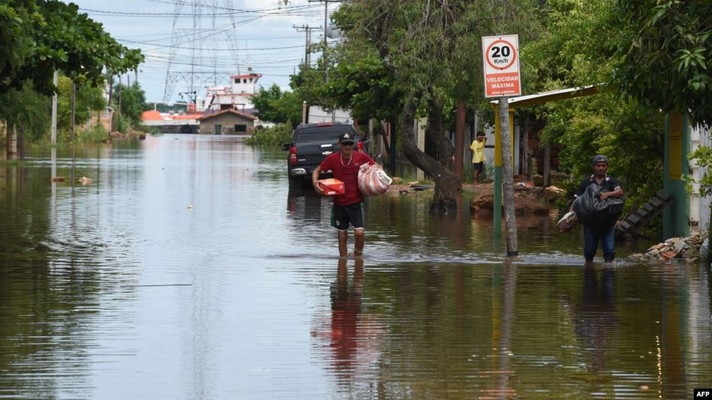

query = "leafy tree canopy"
[0,1,143,95]
[289,40,404,124]
[517,0,666,209]
[57,75,105,132]
[251,83,302,127]
[0,82,50,141]
[612,0,712,126]
[113,81,148,127]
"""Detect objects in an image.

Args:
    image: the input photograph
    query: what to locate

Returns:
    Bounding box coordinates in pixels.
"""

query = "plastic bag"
[358,163,392,196]
[572,184,624,235]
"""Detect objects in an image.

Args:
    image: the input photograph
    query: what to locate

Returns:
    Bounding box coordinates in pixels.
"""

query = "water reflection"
[1,136,711,399]
[0,158,137,400]
[575,266,618,374]
[311,258,384,398]
[329,258,364,376]
[485,260,517,399]
[286,187,329,224]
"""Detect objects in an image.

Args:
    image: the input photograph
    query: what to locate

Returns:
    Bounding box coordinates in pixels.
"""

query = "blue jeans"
[583,225,615,262]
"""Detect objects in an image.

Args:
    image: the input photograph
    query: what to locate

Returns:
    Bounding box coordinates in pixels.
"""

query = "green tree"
[0,1,35,89]
[312,38,403,124]
[113,81,148,128]
[520,0,665,210]
[612,0,712,126]
[611,1,712,232]
[1,1,143,151]
[0,1,142,95]
[0,82,50,143]
[57,75,105,136]
[317,0,539,213]
[251,84,302,127]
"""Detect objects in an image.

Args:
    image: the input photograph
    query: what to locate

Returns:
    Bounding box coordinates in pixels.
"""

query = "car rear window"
[294,126,355,142]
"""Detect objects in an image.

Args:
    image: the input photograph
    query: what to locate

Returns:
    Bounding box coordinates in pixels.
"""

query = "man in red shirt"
[312,133,376,259]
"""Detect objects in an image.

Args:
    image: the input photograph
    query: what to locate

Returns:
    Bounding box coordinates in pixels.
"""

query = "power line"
[79,3,319,17]
[293,25,322,68]
[78,1,343,102]
[307,0,345,82]
[163,0,242,102]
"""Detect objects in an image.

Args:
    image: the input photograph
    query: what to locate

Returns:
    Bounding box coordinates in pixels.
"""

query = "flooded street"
[1,134,711,399]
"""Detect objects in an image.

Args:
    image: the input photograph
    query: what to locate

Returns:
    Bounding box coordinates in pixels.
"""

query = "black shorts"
[473,162,484,172]
[331,203,365,230]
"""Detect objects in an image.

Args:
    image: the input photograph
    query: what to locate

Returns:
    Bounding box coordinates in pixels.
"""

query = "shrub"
[245,123,292,147]
[76,125,109,143]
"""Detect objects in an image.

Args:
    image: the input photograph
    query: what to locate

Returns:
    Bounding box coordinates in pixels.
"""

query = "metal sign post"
[482,35,521,256]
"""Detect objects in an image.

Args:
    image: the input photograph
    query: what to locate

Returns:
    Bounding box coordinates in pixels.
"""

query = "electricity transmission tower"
[163,0,240,103]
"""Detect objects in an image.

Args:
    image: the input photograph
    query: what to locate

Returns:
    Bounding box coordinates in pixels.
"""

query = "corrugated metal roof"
[491,85,599,108]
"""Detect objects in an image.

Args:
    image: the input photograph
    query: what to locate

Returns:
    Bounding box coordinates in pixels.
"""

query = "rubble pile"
[629,232,708,263]
[470,184,567,215]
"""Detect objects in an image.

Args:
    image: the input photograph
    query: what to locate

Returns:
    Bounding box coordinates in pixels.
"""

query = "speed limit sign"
[482,35,521,97]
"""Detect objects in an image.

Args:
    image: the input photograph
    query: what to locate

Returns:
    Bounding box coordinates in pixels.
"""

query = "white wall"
[690,124,711,231]
[308,107,351,124]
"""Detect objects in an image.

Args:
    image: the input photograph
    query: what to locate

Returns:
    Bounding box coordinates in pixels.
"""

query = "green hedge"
[245,123,292,147]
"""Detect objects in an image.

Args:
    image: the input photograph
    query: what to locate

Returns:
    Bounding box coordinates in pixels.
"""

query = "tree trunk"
[454,101,466,183]
[369,118,389,165]
[7,125,18,160]
[543,143,551,186]
[425,95,455,170]
[400,99,459,215]
[17,129,24,159]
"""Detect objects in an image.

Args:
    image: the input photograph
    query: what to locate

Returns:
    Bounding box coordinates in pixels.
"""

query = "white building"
[196,70,262,113]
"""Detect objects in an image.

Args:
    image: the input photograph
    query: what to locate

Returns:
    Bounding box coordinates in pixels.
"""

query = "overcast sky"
[65,0,338,103]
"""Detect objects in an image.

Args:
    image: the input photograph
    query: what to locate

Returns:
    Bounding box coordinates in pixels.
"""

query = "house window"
[235,124,247,133]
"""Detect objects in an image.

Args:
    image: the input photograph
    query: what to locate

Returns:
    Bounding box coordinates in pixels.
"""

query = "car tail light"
[357,141,364,152]
[289,146,297,166]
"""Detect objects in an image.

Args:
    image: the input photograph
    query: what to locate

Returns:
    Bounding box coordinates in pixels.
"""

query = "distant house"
[141,109,202,133]
[197,109,257,135]
[141,70,264,133]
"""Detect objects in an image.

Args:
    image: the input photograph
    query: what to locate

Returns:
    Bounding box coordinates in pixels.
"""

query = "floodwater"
[0,134,710,399]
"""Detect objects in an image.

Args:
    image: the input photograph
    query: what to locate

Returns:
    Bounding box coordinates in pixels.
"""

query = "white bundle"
[358,163,392,196]
[557,210,578,233]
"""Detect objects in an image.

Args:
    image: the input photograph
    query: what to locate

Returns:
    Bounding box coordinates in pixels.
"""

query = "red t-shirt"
[319,151,374,206]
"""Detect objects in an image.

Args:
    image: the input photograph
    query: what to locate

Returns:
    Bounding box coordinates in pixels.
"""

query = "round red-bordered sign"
[485,39,518,71]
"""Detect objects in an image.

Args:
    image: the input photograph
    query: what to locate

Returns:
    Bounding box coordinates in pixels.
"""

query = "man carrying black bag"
[572,155,624,264]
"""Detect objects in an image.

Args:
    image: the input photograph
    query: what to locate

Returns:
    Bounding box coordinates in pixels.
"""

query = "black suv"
[281,122,367,188]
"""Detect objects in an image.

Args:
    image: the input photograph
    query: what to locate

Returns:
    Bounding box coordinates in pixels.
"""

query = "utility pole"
[293,25,321,68]
[308,0,344,82]
[51,70,58,146]
[309,0,344,122]
[294,24,321,125]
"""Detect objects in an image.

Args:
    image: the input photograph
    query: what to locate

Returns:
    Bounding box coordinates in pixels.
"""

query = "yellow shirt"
[470,138,486,163]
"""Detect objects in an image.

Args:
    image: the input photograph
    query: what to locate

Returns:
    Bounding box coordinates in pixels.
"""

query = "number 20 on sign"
[482,35,521,98]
